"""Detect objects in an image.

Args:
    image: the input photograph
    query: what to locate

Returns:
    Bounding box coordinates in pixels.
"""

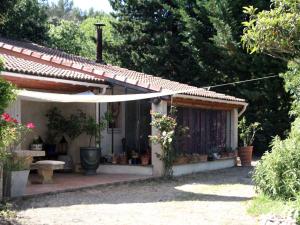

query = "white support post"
[230,108,238,150]
[151,100,167,176]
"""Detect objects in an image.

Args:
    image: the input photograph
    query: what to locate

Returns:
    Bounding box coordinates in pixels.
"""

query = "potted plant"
[80,113,110,175]
[45,107,66,158]
[198,154,208,162]
[174,153,189,165]
[3,155,30,198]
[238,117,261,166]
[0,113,35,197]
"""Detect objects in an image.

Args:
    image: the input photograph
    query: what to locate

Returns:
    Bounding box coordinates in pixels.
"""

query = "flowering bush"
[0,78,16,115]
[0,112,35,161]
[150,107,177,177]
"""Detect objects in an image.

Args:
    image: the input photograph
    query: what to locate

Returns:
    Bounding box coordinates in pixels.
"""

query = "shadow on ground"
[13,166,254,210]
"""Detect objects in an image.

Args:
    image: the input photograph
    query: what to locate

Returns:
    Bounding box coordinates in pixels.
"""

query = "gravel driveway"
[15,167,257,225]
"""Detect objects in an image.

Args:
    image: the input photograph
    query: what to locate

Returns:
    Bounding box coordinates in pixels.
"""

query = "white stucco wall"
[172,158,235,176]
[230,108,238,150]
[151,100,168,176]
[100,86,126,156]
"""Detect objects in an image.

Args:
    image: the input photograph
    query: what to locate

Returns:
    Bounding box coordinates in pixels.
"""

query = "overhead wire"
[202,75,280,90]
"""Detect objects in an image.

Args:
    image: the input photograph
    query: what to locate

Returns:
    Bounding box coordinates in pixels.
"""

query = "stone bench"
[31,160,65,184]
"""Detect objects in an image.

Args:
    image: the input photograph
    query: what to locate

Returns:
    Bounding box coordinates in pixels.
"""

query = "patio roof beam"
[0,71,109,89]
[174,94,247,107]
[105,78,155,94]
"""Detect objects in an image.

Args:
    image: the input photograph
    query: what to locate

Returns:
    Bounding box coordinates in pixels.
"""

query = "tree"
[108,0,220,84]
[48,20,86,55]
[47,0,81,22]
[0,0,49,43]
[0,0,18,25]
[80,14,115,62]
[206,0,291,153]
[108,0,291,153]
[242,0,300,202]
[242,0,299,114]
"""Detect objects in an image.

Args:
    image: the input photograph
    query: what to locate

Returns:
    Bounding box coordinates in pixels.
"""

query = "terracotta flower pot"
[141,155,150,165]
[119,155,128,165]
[238,146,253,166]
[175,155,189,164]
[199,154,208,162]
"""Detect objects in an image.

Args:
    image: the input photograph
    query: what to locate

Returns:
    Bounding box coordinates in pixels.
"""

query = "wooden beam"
[2,75,95,93]
[170,97,242,111]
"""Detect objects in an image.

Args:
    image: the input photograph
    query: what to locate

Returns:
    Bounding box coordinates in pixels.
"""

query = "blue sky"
[49,0,113,13]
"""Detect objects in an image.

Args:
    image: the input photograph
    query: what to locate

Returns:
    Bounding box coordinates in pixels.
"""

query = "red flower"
[1,113,11,122]
[26,123,35,129]
[12,118,18,124]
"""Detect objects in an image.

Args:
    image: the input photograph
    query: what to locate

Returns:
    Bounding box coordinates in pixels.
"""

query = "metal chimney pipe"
[95,23,105,64]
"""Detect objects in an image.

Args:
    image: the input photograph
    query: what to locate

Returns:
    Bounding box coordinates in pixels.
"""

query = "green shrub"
[0,59,16,114]
[253,117,300,200]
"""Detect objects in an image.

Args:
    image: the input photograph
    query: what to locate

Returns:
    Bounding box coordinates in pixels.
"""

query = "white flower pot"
[3,170,29,198]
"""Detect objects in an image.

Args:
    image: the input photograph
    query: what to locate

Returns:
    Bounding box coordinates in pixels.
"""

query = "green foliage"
[109,0,291,154]
[242,0,300,204]
[253,118,300,200]
[0,0,18,25]
[79,14,115,61]
[150,107,178,177]
[0,0,49,43]
[48,20,86,55]
[0,58,19,161]
[46,107,86,143]
[0,60,16,115]
[46,0,106,23]
[4,155,30,171]
[0,112,34,164]
[238,117,261,147]
[247,194,299,221]
[65,110,86,140]
[81,113,111,147]
[242,0,300,60]
[45,107,66,144]
[45,107,110,147]
[47,0,79,22]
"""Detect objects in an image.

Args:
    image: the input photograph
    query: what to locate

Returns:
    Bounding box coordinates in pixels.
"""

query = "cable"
[202,75,280,90]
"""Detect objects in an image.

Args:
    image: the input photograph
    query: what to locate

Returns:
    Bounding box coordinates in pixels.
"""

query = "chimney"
[95,23,105,64]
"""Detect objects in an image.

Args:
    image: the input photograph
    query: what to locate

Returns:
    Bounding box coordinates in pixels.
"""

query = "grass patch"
[0,202,16,219]
[247,194,298,218]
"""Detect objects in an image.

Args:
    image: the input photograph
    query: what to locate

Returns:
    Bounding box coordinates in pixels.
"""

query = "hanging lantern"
[57,136,68,155]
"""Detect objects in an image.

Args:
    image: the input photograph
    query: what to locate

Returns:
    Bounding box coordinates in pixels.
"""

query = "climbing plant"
[150,107,178,177]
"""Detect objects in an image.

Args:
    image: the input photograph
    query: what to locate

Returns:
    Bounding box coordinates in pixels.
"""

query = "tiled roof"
[0,37,245,103]
[1,53,103,83]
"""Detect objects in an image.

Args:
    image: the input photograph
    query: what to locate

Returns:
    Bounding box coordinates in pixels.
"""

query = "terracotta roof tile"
[0,37,245,103]
[0,53,103,83]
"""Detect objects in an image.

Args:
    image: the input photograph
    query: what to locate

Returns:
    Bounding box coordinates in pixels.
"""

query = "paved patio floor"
[25,173,152,196]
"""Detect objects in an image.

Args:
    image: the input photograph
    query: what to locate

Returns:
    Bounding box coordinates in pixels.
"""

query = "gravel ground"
[14,167,257,225]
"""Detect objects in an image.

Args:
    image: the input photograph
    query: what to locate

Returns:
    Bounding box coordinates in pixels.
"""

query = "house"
[0,30,247,178]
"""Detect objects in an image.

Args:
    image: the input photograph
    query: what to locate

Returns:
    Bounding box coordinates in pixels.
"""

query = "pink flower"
[1,113,11,122]
[26,123,35,129]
